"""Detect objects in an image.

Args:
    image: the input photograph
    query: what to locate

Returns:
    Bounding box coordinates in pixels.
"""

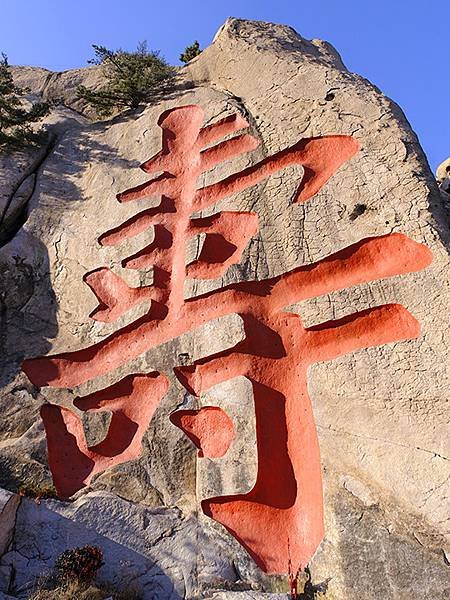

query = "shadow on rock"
[0,232,57,391]
[0,494,188,599]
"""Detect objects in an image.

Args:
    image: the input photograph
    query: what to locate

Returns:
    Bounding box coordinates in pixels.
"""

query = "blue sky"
[1,1,447,170]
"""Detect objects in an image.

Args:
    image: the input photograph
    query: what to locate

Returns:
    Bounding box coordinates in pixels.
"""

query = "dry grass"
[101,585,143,600]
[28,576,143,600]
[28,579,104,600]
[18,483,59,501]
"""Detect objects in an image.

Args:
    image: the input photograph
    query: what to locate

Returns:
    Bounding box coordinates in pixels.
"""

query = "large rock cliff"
[0,18,448,600]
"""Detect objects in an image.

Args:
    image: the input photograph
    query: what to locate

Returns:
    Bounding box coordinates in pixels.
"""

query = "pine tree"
[180,41,201,63]
[0,53,50,150]
[77,41,175,117]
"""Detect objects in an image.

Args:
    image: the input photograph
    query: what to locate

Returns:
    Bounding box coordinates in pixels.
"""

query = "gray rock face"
[2,493,196,598]
[0,490,19,596]
[0,17,449,600]
[0,490,19,557]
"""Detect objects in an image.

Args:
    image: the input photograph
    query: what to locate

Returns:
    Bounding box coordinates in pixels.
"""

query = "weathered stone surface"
[0,490,19,557]
[0,490,20,596]
[0,17,448,600]
[0,491,286,599]
[12,64,106,119]
[1,492,195,598]
[311,469,450,600]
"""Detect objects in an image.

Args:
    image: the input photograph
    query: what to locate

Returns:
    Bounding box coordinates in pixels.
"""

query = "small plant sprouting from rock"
[180,40,202,63]
[77,41,175,117]
[55,545,104,581]
[288,540,301,599]
[288,541,330,600]
[289,564,332,599]
[0,53,50,151]
[18,483,59,503]
[289,568,302,598]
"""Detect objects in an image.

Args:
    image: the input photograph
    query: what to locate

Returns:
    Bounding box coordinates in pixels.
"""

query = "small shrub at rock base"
[18,483,58,502]
[55,545,104,581]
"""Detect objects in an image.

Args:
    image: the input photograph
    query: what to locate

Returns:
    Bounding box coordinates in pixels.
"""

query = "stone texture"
[0,491,288,599]
[0,490,19,557]
[0,17,448,600]
[0,490,20,596]
[11,64,106,119]
[1,492,195,598]
[205,595,287,599]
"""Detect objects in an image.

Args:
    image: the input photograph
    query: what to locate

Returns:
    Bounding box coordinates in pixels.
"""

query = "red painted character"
[22,105,432,574]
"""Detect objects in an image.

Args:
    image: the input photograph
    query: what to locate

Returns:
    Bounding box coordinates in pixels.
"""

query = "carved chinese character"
[22,105,432,574]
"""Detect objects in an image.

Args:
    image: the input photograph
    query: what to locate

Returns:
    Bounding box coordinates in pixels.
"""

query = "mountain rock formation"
[0,18,448,600]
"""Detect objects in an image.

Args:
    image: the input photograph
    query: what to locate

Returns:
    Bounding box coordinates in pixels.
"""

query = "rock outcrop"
[437,156,450,197]
[0,18,448,600]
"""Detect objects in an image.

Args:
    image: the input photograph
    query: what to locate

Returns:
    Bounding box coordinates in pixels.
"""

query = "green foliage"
[77,41,175,117]
[0,53,50,150]
[180,40,202,63]
[55,545,103,581]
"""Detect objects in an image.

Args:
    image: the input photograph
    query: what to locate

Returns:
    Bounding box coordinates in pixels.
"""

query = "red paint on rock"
[41,372,168,498]
[170,406,235,458]
[83,267,156,322]
[176,305,421,572]
[23,233,432,390]
[187,211,258,279]
[20,104,433,574]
